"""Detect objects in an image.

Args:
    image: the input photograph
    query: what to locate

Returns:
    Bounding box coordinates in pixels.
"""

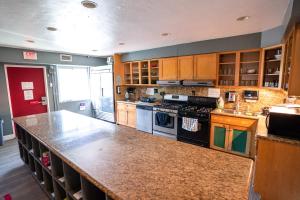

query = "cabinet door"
[159,57,178,80]
[178,56,194,80]
[228,126,250,155]
[210,123,228,150]
[117,103,127,125]
[194,54,217,80]
[127,104,136,128]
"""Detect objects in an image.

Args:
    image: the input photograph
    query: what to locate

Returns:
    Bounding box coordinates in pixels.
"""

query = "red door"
[6,66,48,117]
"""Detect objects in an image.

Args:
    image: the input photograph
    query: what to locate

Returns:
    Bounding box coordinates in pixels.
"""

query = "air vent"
[60,54,72,62]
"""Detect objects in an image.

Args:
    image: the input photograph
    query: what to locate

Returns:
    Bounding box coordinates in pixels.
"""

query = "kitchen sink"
[216,109,259,117]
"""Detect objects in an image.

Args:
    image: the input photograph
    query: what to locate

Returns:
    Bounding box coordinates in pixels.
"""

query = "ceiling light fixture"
[92,49,98,52]
[81,0,97,9]
[47,27,57,31]
[26,40,35,43]
[161,33,170,37]
[119,42,125,46]
[237,16,250,21]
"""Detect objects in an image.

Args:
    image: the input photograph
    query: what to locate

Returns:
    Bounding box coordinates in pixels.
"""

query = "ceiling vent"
[60,54,72,62]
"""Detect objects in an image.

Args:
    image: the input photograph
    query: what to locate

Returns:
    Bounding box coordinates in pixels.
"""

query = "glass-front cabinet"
[218,53,236,86]
[239,50,261,87]
[211,123,251,156]
[262,45,284,88]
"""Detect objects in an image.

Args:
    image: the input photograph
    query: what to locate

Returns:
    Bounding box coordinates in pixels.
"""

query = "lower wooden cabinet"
[116,102,136,128]
[210,114,257,157]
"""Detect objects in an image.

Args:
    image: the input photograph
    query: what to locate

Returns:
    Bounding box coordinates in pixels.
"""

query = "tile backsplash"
[116,86,287,112]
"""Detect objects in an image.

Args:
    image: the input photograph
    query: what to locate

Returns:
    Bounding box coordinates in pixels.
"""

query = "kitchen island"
[14,110,253,200]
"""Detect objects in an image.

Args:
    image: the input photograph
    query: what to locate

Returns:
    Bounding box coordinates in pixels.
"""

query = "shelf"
[219,62,235,65]
[265,74,280,76]
[81,177,106,200]
[219,74,235,76]
[240,74,259,76]
[265,59,281,62]
[240,61,259,64]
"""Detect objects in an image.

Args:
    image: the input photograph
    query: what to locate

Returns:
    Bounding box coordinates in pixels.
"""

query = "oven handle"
[178,116,209,123]
[154,111,177,117]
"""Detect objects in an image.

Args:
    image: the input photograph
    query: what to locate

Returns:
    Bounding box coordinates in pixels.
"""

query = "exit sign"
[23,51,37,60]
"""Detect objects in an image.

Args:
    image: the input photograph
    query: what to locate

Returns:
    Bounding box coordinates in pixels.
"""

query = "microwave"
[266,105,300,140]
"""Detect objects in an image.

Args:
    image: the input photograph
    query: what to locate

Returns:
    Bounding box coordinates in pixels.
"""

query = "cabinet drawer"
[211,114,256,127]
[117,103,127,110]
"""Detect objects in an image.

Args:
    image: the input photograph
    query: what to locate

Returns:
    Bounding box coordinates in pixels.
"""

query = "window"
[57,66,90,102]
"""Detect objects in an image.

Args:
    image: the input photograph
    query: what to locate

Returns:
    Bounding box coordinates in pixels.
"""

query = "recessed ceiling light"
[81,0,97,9]
[47,27,57,31]
[26,40,35,43]
[237,16,250,21]
[92,49,98,52]
[161,33,170,37]
[119,42,125,46]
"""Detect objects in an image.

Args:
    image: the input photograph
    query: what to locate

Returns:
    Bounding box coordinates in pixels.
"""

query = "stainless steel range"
[153,94,188,140]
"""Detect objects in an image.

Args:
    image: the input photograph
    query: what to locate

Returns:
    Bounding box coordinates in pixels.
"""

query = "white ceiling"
[0,0,290,56]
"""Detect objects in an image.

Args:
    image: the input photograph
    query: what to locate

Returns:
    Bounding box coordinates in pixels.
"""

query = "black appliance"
[243,90,259,100]
[266,105,300,140]
[177,96,217,147]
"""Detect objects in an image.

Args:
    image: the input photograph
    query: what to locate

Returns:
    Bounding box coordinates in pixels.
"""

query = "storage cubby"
[18,141,24,160]
[51,152,64,184]
[40,143,51,171]
[34,160,44,183]
[28,154,36,172]
[23,148,29,164]
[81,177,106,200]
[15,124,23,140]
[43,169,54,197]
[32,137,41,158]
[53,180,67,200]
[25,133,32,150]
[263,45,283,88]
[63,162,82,199]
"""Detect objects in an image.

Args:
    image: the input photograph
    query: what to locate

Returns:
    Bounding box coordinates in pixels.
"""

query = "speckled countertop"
[14,110,253,200]
[117,100,160,106]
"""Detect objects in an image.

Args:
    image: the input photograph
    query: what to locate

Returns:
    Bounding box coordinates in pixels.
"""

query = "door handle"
[29,97,47,106]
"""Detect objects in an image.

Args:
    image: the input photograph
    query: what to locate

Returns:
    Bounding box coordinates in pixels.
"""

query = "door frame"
[4,64,50,135]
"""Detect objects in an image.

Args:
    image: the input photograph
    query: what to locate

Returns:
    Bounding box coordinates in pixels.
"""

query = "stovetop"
[178,106,214,119]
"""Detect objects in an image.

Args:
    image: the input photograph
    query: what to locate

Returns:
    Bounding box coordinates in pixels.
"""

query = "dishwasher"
[136,104,153,134]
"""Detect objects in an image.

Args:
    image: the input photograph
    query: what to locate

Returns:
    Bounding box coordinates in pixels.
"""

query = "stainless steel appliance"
[136,104,153,134]
[177,96,217,147]
[266,105,300,140]
[156,80,182,86]
[182,80,214,87]
[153,94,188,140]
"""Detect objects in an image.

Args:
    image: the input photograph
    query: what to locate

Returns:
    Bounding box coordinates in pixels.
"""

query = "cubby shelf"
[16,125,112,200]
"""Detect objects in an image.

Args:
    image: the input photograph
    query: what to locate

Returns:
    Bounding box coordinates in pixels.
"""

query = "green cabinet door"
[231,129,248,154]
[213,126,227,149]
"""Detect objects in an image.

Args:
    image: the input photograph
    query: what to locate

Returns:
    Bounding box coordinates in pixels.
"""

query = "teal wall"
[0,46,107,136]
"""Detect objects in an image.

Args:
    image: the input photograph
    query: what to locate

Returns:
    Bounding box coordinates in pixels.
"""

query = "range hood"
[182,80,214,87]
[157,80,182,86]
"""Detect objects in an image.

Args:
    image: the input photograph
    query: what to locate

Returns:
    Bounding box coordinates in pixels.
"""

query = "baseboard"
[3,134,16,141]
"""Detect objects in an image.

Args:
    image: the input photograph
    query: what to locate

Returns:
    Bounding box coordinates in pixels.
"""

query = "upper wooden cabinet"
[194,53,217,80]
[283,24,300,96]
[178,56,194,80]
[159,57,178,80]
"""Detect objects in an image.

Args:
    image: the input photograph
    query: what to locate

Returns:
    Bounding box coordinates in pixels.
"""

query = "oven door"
[153,111,177,135]
[177,117,210,147]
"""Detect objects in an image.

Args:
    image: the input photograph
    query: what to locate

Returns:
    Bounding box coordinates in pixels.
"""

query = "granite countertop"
[255,115,300,146]
[14,110,253,200]
[117,100,161,106]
